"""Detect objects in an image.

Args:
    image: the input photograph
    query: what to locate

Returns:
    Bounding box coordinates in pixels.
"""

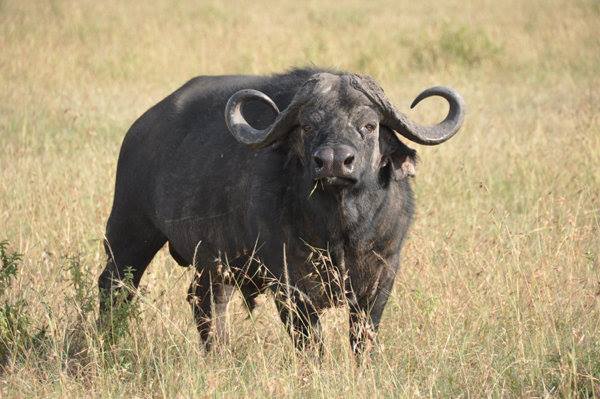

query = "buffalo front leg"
[187,269,234,351]
[275,291,323,357]
[347,275,395,361]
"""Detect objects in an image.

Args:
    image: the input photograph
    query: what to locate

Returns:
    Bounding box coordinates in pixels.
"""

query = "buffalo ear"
[380,126,417,180]
[390,146,417,180]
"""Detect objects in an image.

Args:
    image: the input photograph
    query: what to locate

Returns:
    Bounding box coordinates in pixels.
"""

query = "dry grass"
[1,0,599,397]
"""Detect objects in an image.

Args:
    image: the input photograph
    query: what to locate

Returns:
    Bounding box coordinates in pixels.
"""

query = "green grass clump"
[0,241,46,367]
[411,24,502,69]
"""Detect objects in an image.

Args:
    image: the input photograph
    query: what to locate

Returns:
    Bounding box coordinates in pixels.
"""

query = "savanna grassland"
[1,0,599,397]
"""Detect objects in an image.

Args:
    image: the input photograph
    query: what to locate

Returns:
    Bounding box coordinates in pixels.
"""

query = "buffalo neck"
[284,170,414,259]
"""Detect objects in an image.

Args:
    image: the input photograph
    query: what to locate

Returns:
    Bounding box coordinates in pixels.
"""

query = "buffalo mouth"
[316,176,357,187]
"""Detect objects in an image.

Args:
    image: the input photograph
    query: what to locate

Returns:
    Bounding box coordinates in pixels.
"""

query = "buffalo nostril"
[314,156,324,169]
[343,155,354,167]
[313,147,334,173]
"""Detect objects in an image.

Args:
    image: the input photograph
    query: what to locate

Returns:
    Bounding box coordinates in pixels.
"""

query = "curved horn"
[224,89,283,149]
[225,74,332,149]
[388,86,465,145]
[349,75,464,146]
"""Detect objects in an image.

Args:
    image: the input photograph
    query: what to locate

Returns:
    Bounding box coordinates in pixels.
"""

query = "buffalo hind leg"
[98,215,166,335]
[187,269,234,351]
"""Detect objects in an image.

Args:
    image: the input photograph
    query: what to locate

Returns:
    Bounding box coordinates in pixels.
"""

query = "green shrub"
[412,24,502,69]
[0,240,45,366]
[98,266,141,347]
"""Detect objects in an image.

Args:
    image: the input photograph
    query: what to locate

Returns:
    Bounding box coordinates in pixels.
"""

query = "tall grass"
[1,0,599,396]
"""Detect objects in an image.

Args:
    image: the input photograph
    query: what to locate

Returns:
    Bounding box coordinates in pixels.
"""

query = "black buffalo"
[98,68,464,356]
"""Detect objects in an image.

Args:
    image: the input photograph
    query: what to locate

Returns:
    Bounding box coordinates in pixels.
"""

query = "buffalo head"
[225,73,464,190]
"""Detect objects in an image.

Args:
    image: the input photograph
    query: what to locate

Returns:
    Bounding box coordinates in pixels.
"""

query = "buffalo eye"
[301,125,312,133]
[361,123,376,134]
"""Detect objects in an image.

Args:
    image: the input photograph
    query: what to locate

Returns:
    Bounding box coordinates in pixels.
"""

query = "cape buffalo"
[98,68,464,356]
